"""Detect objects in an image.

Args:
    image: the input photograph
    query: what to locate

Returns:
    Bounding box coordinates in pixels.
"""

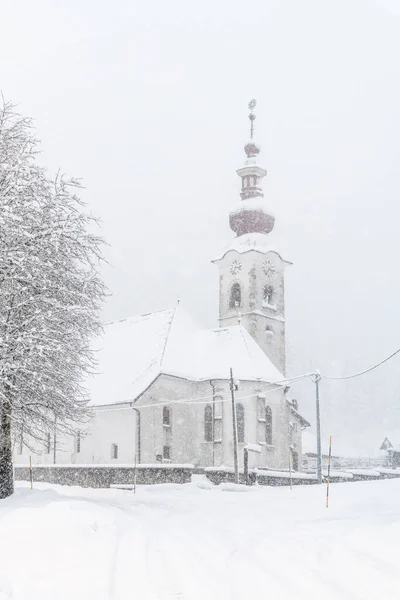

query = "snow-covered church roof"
[87,306,285,407]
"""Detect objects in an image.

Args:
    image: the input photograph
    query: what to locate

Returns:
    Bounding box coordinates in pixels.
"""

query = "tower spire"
[228,100,275,236]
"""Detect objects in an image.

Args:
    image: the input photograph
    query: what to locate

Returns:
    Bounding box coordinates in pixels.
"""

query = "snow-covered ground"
[1,477,399,599]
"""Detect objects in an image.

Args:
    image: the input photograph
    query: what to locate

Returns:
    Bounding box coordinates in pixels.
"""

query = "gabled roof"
[380,437,393,451]
[87,308,175,408]
[87,306,285,407]
[171,323,285,384]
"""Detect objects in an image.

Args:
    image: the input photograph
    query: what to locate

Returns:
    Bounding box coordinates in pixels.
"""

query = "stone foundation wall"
[14,464,193,488]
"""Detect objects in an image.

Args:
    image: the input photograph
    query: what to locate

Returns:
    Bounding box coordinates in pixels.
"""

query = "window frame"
[229,282,242,309]
[265,406,272,445]
[163,405,171,426]
[263,284,274,306]
[204,404,213,442]
[236,402,245,444]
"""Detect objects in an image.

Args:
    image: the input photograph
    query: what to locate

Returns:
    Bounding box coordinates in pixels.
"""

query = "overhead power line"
[322,346,400,381]
[97,372,314,413]
[96,371,313,411]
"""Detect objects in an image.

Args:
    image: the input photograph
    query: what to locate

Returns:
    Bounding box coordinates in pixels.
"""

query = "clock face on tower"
[229,259,242,276]
[262,259,276,278]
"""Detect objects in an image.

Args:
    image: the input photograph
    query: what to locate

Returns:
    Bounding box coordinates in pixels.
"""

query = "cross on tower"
[248,99,256,139]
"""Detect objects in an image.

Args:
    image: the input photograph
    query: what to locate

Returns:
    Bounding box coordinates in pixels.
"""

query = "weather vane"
[248,99,257,139]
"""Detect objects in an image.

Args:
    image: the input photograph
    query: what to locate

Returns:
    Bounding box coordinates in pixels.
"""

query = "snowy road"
[0,477,399,599]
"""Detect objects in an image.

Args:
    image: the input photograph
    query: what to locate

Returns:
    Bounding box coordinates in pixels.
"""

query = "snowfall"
[0,477,399,599]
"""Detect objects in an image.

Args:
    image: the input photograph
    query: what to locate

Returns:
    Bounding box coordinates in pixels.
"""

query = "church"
[14,102,309,471]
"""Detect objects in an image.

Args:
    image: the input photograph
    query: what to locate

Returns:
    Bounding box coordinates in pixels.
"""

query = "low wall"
[15,464,400,489]
[205,467,400,487]
[14,464,194,488]
[257,470,317,486]
[205,468,257,486]
[205,467,317,486]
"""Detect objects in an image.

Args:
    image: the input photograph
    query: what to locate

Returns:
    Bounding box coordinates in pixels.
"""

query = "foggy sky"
[2,0,400,454]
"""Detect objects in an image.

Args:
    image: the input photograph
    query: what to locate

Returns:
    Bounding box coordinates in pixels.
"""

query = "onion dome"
[244,139,260,158]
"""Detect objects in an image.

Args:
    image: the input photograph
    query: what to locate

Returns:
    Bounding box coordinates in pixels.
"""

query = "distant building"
[380,437,393,451]
[388,450,400,468]
[14,102,309,471]
[301,453,341,472]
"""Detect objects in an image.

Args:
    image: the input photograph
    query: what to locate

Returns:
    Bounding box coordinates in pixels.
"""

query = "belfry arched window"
[265,406,272,445]
[236,403,245,443]
[204,404,213,442]
[263,284,274,306]
[229,283,242,309]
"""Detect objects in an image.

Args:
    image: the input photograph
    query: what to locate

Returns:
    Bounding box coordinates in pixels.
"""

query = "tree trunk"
[0,393,14,499]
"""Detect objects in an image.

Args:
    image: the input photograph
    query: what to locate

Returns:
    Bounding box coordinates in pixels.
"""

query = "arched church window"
[236,403,245,443]
[163,406,171,426]
[265,406,272,445]
[229,282,242,308]
[204,404,213,442]
[263,284,274,306]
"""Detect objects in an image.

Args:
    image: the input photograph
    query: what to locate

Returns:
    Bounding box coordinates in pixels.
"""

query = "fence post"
[326,436,332,508]
[134,454,137,494]
[244,448,249,485]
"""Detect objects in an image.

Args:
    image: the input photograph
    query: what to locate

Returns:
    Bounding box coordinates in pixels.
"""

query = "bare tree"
[0,100,106,498]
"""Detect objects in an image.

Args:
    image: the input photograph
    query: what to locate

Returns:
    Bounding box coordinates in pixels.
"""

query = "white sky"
[2,0,400,452]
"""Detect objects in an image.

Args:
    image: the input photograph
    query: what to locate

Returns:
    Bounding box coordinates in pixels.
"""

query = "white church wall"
[133,375,292,470]
[228,381,290,470]
[134,376,292,470]
[80,405,137,464]
[13,429,76,466]
[13,404,137,467]
[135,375,203,465]
[12,384,297,473]
[13,378,296,472]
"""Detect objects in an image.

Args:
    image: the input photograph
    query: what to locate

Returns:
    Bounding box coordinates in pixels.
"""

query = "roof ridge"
[238,325,253,364]
[103,306,174,327]
[159,306,178,371]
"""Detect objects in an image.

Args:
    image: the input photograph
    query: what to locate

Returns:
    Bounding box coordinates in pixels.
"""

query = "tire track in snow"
[222,524,362,600]
[106,507,125,600]
[145,536,185,600]
[143,510,229,599]
[106,503,187,600]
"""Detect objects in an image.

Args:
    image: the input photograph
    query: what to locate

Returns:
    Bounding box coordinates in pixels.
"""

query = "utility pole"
[131,406,141,463]
[314,370,322,484]
[230,367,239,484]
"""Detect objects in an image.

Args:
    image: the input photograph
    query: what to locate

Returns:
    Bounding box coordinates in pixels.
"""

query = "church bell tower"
[212,100,291,375]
